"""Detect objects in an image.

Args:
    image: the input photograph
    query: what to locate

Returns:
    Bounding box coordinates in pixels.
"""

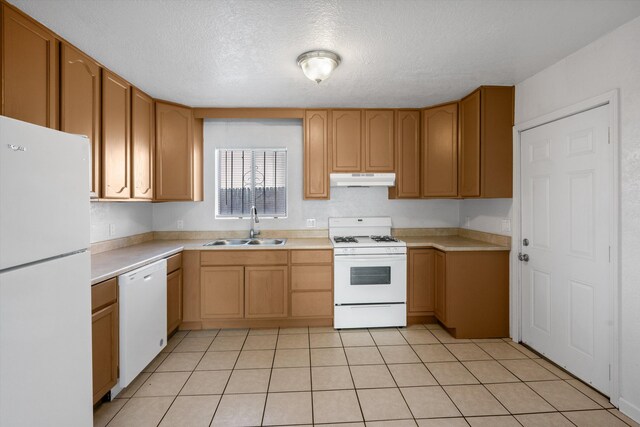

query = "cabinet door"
[131,88,154,199]
[92,303,118,404]
[364,109,394,172]
[201,267,244,319]
[459,90,481,197]
[408,249,435,314]
[422,103,458,197]
[167,269,183,334]
[434,251,447,323]
[245,266,288,318]
[291,292,333,318]
[480,86,514,198]
[101,70,131,199]
[1,5,58,128]
[304,110,330,199]
[155,102,194,200]
[60,43,101,197]
[331,110,362,172]
[390,110,421,198]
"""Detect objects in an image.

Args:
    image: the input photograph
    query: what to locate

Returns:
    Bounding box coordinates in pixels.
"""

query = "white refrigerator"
[0,116,93,426]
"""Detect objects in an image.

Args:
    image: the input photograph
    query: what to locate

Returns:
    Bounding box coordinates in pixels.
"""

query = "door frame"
[511,89,620,405]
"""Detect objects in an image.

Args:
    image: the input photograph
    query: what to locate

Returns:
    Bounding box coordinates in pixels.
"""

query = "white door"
[520,105,611,394]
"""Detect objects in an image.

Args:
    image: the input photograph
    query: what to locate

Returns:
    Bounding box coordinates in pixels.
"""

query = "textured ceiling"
[9,0,640,108]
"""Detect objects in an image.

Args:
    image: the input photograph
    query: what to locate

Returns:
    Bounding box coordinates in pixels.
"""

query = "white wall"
[514,16,640,420]
[459,199,513,236]
[152,119,462,232]
[90,202,153,243]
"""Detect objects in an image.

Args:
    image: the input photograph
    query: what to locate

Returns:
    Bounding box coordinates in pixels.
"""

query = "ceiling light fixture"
[297,50,341,84]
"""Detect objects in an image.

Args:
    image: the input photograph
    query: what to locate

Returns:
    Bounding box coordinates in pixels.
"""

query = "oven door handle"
[334,255,406,263]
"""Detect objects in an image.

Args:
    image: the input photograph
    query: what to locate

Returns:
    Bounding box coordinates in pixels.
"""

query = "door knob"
[518,253,530,262]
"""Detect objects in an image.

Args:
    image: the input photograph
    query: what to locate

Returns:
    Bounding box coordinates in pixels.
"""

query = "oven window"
[350,266,391,285]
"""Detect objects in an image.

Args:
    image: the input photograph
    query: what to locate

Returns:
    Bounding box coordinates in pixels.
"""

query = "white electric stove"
[329,217,407,329]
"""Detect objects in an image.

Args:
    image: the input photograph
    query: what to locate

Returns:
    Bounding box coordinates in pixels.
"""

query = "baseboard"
[618,398,640,424]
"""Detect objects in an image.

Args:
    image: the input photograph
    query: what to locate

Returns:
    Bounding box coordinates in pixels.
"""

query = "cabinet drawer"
[92,278,117,313]
[291,291,333,318]
[166,253,182,273]
[201,250,288,266]
[291,250,332,264]
[291,265,332,291]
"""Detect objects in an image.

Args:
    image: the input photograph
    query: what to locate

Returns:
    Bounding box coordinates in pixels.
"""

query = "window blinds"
[217,149,287,218]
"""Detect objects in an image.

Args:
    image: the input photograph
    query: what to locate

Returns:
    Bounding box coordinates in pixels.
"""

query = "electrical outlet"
[108,224,116,237]
[306,218,316,228]
[465,216,470,227]
[502,219,511,233]
[177,219,184,230]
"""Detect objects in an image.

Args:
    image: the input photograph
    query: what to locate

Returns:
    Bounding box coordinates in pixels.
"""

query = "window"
[216,149,287,218]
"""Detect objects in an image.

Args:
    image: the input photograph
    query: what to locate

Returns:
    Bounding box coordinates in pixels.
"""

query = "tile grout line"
[259,327,280,426]
[154,330,218,427]
[208,329,250,426]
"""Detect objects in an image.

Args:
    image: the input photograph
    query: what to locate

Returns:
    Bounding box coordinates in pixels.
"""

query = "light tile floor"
[94,324,639,427]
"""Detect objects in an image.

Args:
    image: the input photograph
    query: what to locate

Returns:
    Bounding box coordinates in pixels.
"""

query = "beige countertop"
[90,238,332,285]
[91,235,507,285]
[401,236,510,251]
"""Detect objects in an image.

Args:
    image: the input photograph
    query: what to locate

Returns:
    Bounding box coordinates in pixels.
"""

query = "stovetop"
[331,235,406,248]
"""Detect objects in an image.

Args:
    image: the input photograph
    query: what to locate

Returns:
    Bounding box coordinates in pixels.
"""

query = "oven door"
[334,254,407,304]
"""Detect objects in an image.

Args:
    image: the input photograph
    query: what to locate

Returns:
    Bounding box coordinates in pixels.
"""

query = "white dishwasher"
[118,259,167,387]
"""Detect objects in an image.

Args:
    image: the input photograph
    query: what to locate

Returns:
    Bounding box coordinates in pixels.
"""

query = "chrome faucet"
[249,205,260,239]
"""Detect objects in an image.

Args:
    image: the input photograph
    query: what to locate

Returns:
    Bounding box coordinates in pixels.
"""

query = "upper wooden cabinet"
[101,71,131,199]
[1,4,58,128]
[422,102,458,197]
[389,110,421,198]
[60,43,101,197]
[330,109,395,173]
[364,110,394,172]
[304,110,329,199]
[131,89,154,199]
[155,101,203,201]
[459,86,514,198]
[459,90,481,197]
[331,109,362,172]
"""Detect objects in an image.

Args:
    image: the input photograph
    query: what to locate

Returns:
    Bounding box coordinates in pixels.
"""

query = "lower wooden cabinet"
[408,249,435,316]
[434,250,509,338]
[91,278,118,404]
[201,266,244,319]
[434,250,447,323]
[245,266,288,318]
[290,250,333,319]
[166,253,183,334]
[167,269,183,334]
[189,249,333,327]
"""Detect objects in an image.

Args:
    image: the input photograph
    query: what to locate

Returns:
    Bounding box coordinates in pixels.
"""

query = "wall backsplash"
[152,119,463,232]
[459,198,513,236]
[90,201,153,243]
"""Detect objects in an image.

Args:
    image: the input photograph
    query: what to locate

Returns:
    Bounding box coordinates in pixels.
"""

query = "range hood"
[330,173,396,187]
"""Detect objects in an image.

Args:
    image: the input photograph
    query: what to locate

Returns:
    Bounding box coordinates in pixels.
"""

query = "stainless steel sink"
[247,239,286,246]
[203,239,249,246]
[203,238,286,247]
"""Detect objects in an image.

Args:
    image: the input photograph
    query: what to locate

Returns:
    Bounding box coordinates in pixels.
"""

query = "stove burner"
[334,236,359,243]
[371,235,398,243]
